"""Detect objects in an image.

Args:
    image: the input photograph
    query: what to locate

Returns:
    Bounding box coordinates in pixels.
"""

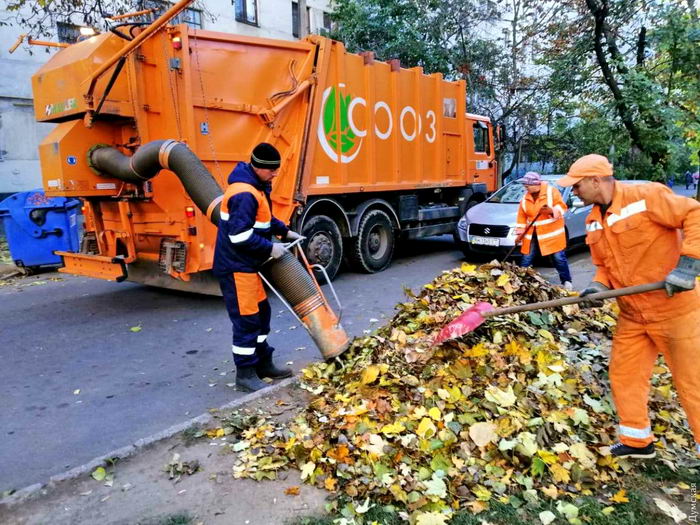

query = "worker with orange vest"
[515,172,573,290]
[558,154,700,459]
[213,143,303,392]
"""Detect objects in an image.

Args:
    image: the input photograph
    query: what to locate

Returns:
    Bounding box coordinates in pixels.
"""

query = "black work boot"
[256,354,293,379]
[610,442,656,459]
[235,366,268,392]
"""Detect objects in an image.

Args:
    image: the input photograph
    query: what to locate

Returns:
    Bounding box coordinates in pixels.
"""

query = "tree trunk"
[585,0,661,165]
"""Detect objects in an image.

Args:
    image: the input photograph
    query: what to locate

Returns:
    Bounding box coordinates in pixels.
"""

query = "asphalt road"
[0,236,595,493]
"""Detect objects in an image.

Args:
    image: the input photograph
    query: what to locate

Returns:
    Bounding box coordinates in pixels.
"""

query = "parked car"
[454,175,647,258]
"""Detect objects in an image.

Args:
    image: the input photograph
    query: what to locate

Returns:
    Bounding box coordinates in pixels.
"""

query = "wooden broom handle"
[482,281,666,318]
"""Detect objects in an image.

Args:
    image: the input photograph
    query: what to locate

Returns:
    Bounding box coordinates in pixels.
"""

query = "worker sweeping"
[558,154,700,459]
[213,143,303,392]
[515,172,573,290]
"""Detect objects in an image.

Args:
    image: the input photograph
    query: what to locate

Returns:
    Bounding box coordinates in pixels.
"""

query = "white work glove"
[285,230,304,241]
[270,243,288,259]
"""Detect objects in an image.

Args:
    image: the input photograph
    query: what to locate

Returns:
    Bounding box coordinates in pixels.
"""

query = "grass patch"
[138,513,193,525]
[638,462,699,484]
[181,424,204,447]
[293,486,677,525]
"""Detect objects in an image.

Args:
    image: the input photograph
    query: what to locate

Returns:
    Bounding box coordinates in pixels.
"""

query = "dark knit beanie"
[251,143,281,170]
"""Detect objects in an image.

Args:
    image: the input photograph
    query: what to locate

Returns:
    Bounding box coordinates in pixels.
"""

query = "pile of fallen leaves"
[230,262,694,522]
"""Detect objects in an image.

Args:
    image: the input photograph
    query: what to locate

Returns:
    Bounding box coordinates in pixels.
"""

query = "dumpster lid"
[0,189,81,212]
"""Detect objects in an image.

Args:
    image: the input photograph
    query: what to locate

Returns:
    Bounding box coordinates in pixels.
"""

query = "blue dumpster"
[0,189,81,269]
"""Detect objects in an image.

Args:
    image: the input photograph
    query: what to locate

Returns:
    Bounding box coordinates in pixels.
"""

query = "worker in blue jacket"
[213,143,303,391]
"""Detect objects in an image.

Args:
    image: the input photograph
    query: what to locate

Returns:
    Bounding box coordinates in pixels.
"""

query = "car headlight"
[458,216,467,229]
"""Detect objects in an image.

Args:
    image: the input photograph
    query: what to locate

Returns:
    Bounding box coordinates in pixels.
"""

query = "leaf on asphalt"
[91,467,106,481]
[129,326,142,332]
[284,486,300,496]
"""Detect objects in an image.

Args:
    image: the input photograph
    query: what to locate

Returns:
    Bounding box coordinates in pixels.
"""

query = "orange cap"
[557,154,613,187]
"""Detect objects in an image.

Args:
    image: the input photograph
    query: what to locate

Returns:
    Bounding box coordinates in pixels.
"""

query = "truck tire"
[301,215,343,283]
[349,209,395,273]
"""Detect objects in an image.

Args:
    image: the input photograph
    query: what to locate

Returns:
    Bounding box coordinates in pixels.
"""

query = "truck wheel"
[350,209,395,273]
[301,215,343,282]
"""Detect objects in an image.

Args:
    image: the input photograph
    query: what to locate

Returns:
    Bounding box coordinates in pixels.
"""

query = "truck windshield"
[488,180,564,203]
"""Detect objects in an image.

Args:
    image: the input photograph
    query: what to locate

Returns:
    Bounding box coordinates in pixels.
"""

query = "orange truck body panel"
[32,25,497,289]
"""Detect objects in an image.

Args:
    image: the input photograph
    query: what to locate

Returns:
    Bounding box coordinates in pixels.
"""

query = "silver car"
[455,176,649,257]
[454,175,591,258]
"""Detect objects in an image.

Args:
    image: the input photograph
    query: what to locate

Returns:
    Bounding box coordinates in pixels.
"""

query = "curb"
[0,376,299,507]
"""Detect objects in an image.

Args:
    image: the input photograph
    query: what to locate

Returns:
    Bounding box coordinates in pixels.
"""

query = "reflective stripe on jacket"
[586,181,700,322]
[213,163,288,275]
[515,182,567,256]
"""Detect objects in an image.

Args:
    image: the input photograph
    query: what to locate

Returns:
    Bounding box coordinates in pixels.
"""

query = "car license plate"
[470,236,499,247]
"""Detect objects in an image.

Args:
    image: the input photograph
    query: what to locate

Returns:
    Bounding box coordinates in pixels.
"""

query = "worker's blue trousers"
[218,272,273,367]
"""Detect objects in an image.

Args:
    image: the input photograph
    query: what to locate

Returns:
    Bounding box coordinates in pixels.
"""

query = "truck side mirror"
[495,124,505,151]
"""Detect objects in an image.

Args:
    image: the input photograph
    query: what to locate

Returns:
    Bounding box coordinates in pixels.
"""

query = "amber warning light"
[171,36,182,50]
[185,206,195,218]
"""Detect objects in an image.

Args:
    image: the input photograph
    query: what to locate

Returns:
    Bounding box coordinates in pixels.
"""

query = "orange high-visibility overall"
[516,182,567,256]
[585,181,700,452]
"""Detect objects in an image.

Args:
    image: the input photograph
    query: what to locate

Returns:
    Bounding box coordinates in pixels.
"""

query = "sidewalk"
[0,381,327,525]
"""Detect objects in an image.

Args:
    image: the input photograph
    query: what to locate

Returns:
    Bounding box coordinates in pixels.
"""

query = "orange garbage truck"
[30,2,497,293]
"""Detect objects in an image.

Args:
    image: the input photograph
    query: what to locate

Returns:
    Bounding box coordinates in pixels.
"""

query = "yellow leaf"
[417,418,437,438]
[610,489,629,503]
[496,274,510,287]
[537,450,558,465]
[467,343,489,357]
[485,385,516,407]
[465,500,488,513]
[429,407,441,420]
[473,485,492,501]
[549,463,570,483]
[602,507,615,516]
[285,486,300,496]
[381,422,406,435]
[541,484,558,499]
[677,482,690,490]
[537,329,554,342]
[461,263,477,274]
[324,477,338,491]
[361,365,380,385]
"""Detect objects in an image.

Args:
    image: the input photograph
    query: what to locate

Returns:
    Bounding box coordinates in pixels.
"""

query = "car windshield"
[488,179,564,203]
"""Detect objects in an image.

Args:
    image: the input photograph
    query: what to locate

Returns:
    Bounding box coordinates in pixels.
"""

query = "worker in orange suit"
[515,172,573,290]
[558,154,700,459]
[213,143,302,392]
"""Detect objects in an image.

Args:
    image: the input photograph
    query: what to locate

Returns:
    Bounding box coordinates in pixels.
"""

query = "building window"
[322,12,332,33]
[292,2,299,37]
[141,1,203,29]
[292,2,310,38]
[56,22,81,43]
[236,0,258,26]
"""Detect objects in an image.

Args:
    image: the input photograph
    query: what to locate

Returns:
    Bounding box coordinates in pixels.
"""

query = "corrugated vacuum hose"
[260,239,350,360]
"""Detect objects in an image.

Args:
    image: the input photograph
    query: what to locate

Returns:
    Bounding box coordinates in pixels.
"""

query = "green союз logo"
[323,86,357,154]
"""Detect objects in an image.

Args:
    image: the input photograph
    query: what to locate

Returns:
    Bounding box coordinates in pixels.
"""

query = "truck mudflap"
[55,251,128,282]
